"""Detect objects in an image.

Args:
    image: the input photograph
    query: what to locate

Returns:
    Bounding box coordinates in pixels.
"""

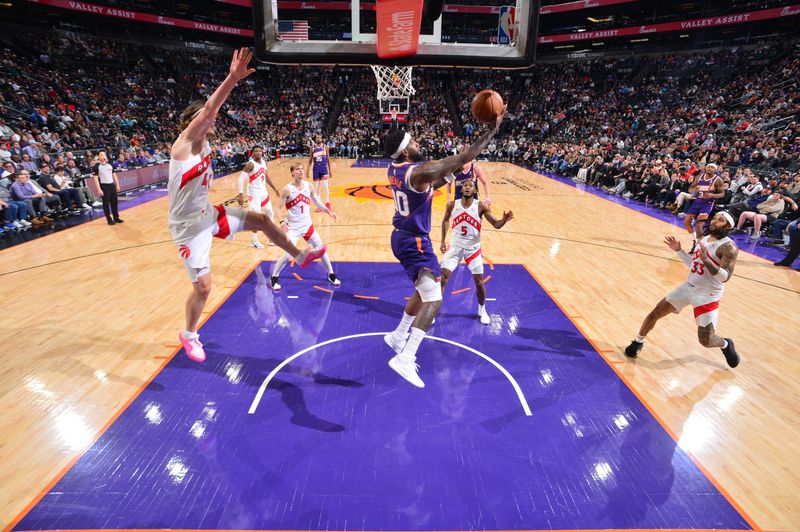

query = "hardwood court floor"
[1,159,798,531]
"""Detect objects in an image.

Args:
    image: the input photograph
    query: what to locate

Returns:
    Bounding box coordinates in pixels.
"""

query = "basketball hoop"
[371,65,415,102]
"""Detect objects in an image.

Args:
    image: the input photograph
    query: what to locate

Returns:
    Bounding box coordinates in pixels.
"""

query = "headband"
[391,133,411,159]
[719,211,734,227]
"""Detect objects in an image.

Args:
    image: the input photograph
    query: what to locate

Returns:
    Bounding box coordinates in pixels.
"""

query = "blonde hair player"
[168,48,326,363]
[440,178,513,324]
[270,164,340,291]
[625,211,741,367]
[236,145,279,248]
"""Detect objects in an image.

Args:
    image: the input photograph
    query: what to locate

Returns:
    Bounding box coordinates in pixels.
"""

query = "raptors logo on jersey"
[179,244,191,259]
[450,198,482,248]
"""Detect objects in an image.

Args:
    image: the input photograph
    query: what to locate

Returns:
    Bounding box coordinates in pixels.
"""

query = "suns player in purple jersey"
[382,109,506,388]
[168,48,325,363]
[684,163,725,250]
[448,157,492,206]
[307,134,333,211]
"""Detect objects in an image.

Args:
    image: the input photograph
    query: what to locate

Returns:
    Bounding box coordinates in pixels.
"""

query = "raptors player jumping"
[382,107,505,389]
[169,48,325,363]
[237,145,279,248]
[271,164,340,291]
[625,211,741,367]
[440,178,513,324]
[307,134,333,211]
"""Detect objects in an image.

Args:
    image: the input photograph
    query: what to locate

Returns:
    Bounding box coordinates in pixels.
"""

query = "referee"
[92,151,123,225]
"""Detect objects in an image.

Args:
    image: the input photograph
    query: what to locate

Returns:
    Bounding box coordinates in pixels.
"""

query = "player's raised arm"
[480,202,512,229]
[182,48,255,145]
[440,200,455,253]
[409,108,505,191]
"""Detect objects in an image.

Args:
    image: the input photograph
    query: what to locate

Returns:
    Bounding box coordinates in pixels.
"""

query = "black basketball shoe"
[624,340,644,358]
[722,338,740,368]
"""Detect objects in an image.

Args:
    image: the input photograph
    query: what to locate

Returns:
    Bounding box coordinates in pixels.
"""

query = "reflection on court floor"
[15,262,749,531]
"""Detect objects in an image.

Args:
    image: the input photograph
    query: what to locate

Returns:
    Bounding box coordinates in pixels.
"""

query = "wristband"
[712,267,729,283]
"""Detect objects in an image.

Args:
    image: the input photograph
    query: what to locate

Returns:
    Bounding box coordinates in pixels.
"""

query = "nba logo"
[498,6,516,45]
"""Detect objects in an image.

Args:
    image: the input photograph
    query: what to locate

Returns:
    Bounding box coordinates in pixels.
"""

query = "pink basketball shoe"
[296,245,327,268]
[179,332,206,362]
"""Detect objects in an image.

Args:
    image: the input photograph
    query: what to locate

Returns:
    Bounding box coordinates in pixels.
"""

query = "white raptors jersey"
[240,158,268,198]
[689,235,733,291]
[450,198,482,248]
[285,181,312,228]
[168,142,213,223]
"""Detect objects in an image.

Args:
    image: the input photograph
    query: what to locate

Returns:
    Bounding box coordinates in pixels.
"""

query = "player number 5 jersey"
[689,235,732,291]
[450,199,481,248]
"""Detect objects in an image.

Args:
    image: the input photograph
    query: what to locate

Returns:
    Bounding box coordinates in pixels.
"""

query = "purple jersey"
[454,163,476,200]
[312,145,329,176]
[388,161,432,235]
[694,175,719,206]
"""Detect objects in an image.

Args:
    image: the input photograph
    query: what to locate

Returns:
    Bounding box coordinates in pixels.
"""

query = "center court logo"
[179,244,191,260]
[344,185,443,201]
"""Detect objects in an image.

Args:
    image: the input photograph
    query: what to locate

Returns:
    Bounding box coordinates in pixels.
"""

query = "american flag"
[277,20,309,41]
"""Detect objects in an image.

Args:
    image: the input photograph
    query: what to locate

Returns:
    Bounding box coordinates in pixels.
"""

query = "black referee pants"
[100,183,119,221]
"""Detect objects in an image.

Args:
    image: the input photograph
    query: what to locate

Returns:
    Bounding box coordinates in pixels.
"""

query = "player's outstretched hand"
[237,193,244,206]
[502,210,514,222]
[229,47,256,80]
[664,235,682,252]
[440,242,449,253]
[492,104,508,131]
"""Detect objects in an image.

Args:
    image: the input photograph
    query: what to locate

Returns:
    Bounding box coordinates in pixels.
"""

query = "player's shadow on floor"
[314,289,406,318]
[170,349,362,432]
[511,327,592,358]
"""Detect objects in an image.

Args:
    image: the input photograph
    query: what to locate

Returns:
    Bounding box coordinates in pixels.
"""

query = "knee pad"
[416,270,442,303]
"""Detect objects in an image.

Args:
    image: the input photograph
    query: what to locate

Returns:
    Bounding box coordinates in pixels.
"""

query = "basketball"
[471,89,504,123]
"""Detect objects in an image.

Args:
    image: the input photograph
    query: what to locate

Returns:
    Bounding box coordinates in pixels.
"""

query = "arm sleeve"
[676,249,693,268]
[238,171,247,194]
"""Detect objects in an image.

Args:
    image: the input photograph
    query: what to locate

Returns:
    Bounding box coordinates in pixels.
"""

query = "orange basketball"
[471,89,504,123]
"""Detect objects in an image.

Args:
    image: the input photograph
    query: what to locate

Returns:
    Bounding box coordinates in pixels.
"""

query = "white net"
[370,65,416,101]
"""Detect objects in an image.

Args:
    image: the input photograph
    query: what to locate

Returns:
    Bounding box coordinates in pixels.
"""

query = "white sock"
[635,335,645,343]
[183,330,199,340]
[251,233,259,241]
[393,312,415,338]
[321,252,334,274]
[721,339,729,349]
[272,253,290,277]
[399,327,425,363]
[478,303,486,315]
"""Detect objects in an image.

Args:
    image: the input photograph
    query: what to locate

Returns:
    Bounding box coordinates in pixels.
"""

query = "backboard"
[254,0,538,69]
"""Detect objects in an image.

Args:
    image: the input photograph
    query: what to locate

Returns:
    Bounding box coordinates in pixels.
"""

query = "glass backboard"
[254,0,538,68]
